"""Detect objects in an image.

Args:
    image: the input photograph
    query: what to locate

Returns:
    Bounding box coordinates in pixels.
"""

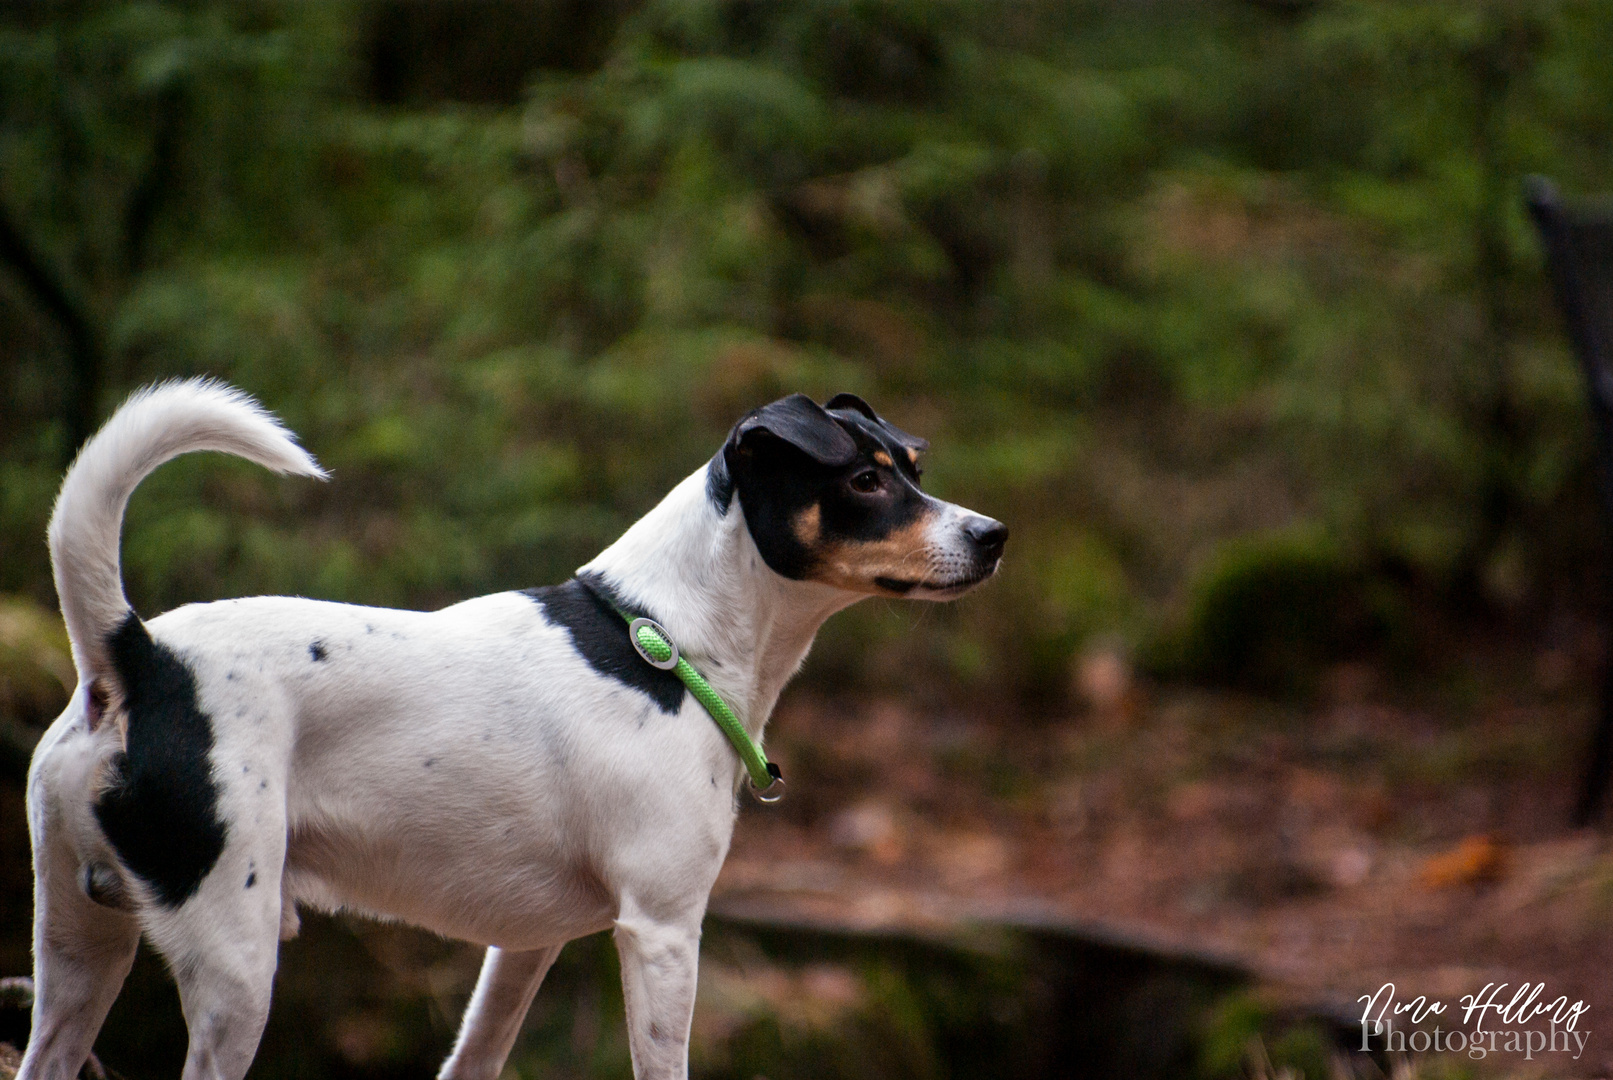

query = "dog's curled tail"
[48,379,327,688]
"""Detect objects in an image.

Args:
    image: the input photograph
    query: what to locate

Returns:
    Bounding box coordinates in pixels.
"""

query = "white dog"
[20,380,1006,1080]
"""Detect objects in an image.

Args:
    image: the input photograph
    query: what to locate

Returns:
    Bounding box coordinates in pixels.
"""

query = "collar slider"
[628,617,680,670]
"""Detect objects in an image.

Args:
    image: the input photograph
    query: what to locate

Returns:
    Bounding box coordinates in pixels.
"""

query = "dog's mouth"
[875,560,1000,597]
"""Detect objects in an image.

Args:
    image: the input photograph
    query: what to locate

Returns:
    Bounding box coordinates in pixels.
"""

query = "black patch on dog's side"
[309,640,327,661]
[522,574,686,714]
[246,871,257,889]
[94,613,228,908]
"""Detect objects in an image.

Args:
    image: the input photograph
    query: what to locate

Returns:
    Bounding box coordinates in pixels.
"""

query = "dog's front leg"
[613,896,703,1080]
[437,944,564,1080]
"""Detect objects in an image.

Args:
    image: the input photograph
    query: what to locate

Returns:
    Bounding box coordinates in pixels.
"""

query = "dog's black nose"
[965,517,1008,560]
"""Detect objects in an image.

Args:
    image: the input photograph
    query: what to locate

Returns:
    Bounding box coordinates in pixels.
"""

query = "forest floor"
[715,635,1613,1077]
[3,623,1613,1077]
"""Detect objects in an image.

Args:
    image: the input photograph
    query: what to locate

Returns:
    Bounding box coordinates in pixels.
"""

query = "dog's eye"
[850,470,881,494]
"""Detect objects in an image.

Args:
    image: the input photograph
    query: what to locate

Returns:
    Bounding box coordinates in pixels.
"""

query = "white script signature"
[1358,982,1590,1034]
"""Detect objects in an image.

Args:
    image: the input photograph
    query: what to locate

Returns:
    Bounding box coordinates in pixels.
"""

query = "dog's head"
[711,394,1006,598]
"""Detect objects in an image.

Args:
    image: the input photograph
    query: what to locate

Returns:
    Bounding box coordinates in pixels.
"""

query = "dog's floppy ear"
[824,392,929,453]
[728,394,858,466]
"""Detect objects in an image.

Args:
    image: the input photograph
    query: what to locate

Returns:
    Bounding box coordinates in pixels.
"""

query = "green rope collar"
[620,612,784,803]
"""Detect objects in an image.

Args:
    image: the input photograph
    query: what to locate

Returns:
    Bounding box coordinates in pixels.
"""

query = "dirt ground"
[4,624,1612,1077]
[714,640,1613,1077]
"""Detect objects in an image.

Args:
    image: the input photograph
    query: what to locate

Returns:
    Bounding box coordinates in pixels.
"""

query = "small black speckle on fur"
[522,574,685,715]
[245,871,257,889]
[309,641,327,662]
[94,614,228,909]
[423,758,436,768]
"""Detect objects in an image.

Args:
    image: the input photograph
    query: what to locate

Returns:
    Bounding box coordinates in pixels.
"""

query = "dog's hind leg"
[613,896,703,1080]
[141,837,288,1080]
[151,896,282,1080]
[437,944,565,1080]
[17,813,139,1080]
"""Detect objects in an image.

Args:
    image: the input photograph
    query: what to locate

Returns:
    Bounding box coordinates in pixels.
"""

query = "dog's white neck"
[579,466,858,735]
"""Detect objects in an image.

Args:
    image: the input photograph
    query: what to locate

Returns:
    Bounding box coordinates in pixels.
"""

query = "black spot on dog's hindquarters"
[246,871,257,889]
[308,640,327,662]
[94,614,227,909]
[522,575,686,715]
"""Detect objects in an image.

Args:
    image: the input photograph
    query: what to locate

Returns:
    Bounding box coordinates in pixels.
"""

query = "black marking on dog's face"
[309,640,327,662]
[523,573,686,714]
[94,613,228,909]
[723,393,949,593]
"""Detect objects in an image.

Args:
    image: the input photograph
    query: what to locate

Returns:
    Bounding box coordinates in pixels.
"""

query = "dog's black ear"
[824,393,879,422]
[824,392,929,453]
[729,394,858,466]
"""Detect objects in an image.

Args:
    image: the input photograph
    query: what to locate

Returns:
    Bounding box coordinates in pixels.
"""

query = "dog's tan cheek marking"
[810,513,937,591]
[793,503,821,546]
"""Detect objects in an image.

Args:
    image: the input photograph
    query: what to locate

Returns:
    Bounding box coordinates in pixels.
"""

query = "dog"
[20,380,1006,1080]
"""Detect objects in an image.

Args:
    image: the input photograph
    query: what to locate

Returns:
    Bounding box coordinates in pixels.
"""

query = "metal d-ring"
[627,617,680,670]
[749,762,785,803]
[750,774,785,803]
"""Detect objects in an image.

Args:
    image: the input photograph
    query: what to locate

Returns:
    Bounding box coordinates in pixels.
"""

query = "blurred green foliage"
[1149,529,1411,696]
[3,0,1613,702]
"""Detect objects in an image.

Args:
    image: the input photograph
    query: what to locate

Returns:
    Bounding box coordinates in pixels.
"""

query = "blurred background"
[3,1,1613,1077]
